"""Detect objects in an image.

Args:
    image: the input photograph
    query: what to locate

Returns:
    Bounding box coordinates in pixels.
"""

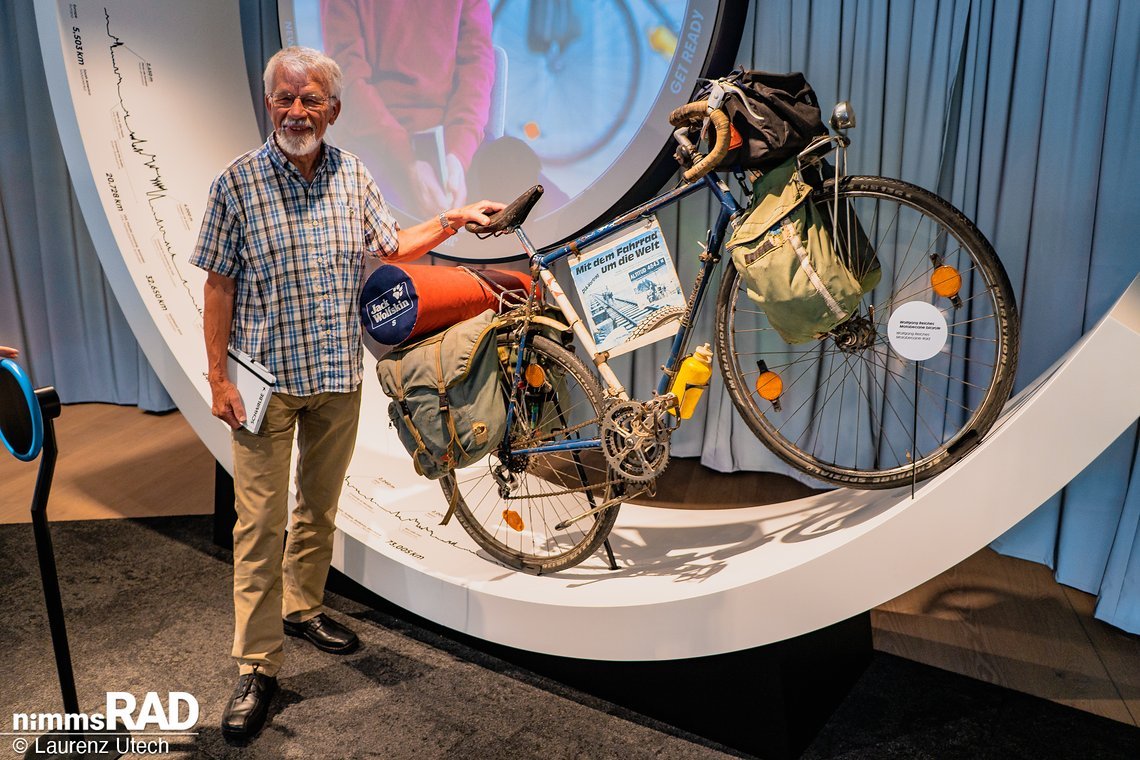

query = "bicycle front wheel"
[442,334,619,573]
[716,176,1019,488]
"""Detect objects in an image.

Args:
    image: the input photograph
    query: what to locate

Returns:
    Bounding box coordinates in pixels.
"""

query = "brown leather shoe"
[284,612,359,654]
[221,669,277,741]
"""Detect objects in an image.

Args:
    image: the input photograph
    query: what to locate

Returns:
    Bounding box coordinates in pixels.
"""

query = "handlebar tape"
[668,100,731,183]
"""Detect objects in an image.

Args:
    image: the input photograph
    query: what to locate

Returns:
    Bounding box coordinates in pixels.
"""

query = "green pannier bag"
[376,310,506,491]
[726,159,881,344]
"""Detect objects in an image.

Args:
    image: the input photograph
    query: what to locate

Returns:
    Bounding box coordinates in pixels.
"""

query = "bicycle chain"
[506,398,667,498]
[503,408,620,500]
[519,415,597,444]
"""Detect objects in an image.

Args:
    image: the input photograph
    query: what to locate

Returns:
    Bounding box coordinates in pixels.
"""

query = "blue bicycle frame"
[505,172,744,457]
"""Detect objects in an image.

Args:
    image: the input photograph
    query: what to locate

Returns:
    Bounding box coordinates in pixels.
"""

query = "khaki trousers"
[230,387,361,676]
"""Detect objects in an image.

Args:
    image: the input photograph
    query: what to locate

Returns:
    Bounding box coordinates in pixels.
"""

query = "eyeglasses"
[269,92,333,111]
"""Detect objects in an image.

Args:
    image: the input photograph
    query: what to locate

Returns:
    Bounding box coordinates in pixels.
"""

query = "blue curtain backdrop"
[0,1,173,410]
[661,0,1140,635]
[1,0,1138,632]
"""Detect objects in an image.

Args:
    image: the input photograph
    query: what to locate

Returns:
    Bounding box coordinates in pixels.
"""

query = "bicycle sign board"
[568,217,684,356]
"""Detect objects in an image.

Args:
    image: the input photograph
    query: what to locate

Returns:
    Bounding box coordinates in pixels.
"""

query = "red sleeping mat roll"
[359,264,534,345]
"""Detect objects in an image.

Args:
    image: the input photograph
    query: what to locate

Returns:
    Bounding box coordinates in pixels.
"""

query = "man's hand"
[209,377,247,430]
[203,271,240,429]
[445,198,507,230]
[0,346,18,359]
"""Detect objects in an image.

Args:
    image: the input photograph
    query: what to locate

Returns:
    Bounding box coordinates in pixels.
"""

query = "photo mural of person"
[320,0,498,216]
[288,0,707,259]
[323,0,653,227]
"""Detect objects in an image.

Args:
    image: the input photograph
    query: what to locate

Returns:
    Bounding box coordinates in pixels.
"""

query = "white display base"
[331,277,1140,661]
[36,0,1140,663]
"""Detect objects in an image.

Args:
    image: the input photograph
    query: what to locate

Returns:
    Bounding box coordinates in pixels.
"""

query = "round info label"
[887,301,948,361]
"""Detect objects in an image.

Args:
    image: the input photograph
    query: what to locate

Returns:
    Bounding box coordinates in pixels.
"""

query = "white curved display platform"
[37,1,1140,662]
[332,276,1140,660]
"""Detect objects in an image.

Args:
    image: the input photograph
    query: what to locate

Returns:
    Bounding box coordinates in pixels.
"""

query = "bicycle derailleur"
[600,397,674,486]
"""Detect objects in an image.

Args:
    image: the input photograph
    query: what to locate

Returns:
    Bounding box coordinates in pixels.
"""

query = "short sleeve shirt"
[191,136,399,395]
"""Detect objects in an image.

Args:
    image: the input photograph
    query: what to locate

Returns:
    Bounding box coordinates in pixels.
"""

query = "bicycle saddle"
[465,185,544,236]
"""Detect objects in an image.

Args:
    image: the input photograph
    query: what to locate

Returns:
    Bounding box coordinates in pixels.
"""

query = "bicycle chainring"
[600,400,671,485]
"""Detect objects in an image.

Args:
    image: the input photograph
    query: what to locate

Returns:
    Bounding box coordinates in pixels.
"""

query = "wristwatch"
[438,211,455,235]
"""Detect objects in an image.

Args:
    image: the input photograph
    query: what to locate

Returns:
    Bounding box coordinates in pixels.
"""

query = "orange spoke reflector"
[523,121,541,140]
[931,265,962,297]
[525,363,546,388]
[503,510,525,532]
[756,371,783,401]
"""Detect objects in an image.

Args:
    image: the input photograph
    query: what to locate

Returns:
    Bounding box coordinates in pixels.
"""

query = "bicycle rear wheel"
[715,175,1019,488]
[442,334,619,573]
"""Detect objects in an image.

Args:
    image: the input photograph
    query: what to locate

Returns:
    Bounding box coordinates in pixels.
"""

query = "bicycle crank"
[554,489,645,531]
[600,399,672,484]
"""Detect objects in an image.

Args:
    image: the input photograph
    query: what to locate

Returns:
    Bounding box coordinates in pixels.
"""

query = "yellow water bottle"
[669,343,713,419]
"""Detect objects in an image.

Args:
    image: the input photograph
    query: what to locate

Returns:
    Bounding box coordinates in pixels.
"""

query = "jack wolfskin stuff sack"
[719,71,829,171]
[727,159,880,344]
[376,310,506,482]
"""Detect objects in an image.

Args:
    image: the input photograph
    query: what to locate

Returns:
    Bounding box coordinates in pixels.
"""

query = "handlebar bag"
[718,71,828,171]
[726,159,879,344]
[376,310,506,482]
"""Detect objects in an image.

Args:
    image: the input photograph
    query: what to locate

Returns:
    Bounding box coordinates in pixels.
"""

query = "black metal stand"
[27,393,76,714]
[23,389,122,760]
[602,538,618,569]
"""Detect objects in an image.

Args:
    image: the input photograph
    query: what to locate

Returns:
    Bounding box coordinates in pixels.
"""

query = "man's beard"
[276,118,320,159]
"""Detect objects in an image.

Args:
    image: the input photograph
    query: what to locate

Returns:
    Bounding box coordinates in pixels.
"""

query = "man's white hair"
[263,46,343,100]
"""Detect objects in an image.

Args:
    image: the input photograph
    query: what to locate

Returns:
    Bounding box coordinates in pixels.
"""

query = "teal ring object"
[0,358,44,462]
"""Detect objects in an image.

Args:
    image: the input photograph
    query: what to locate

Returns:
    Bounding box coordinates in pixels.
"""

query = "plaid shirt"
[192,136,399,395]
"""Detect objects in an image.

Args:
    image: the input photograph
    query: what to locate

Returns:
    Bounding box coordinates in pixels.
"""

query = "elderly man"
[192,46,503,741]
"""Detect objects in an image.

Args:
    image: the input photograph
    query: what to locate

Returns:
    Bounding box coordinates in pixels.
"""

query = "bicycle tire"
[628,304,684,340]
[715,175,1020,488]
[442,334,619,573]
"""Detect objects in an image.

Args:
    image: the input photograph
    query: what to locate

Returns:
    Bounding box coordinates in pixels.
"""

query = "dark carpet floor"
[1,516,1137,759]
